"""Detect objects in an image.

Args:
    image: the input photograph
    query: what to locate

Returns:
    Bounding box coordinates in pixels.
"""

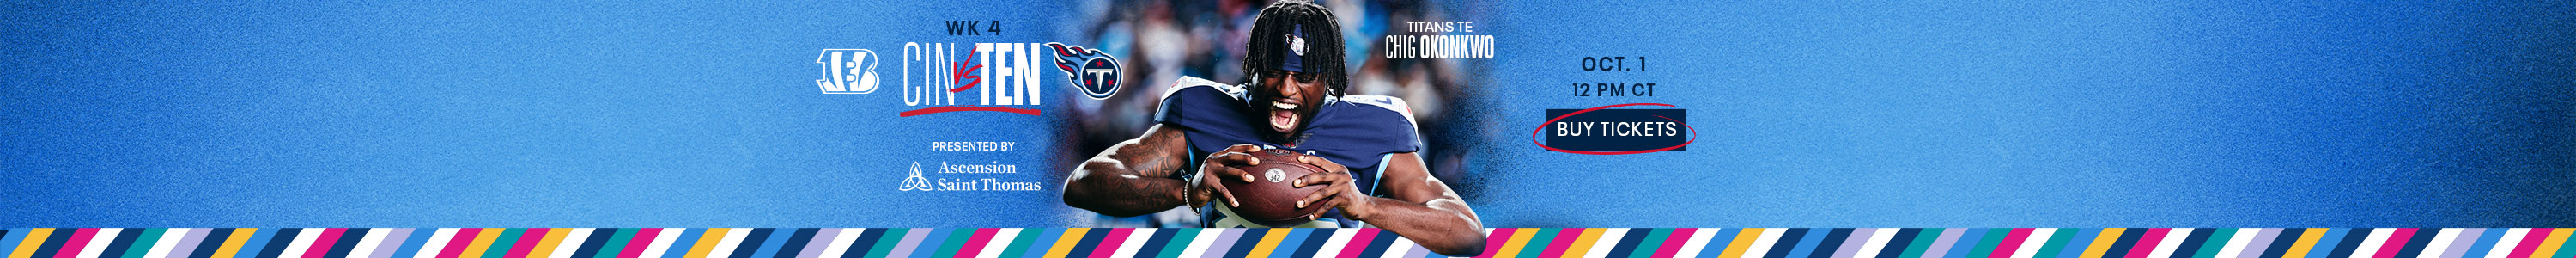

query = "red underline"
[897,106,1043,117]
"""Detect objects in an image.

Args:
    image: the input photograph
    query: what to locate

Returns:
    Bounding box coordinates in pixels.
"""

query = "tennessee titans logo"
[1288,34,1307,56]
[1045,42,1121,100]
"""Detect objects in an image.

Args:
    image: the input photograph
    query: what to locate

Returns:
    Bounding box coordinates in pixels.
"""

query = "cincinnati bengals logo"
[816,49,880,94]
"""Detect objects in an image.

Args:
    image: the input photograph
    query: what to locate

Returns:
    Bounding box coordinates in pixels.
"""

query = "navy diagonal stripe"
[95,228,148,258]
[326,228,374,258]
[1064,229,1110,258]
[569,228,624,258]
[1229,229,1274,258]
[2099,228,2148,258]
[1287,229,1336,258]
[1358,230,1400,258]
[1878,229,1924,258]
[1605,229,1656,258]
[841,229,888,258]
[1130,229,1182,258]
[101,229,150,258]
[2323,229,2375,258]
[1808,229,1855,258]
[1763,228,1812,258]
[774,229,821,258]
[726,229,777,258]
[188,229,240,258]
[2255,229,2303,258]
[255,229,307,258]
[30,229,78,258]
[2168,229,2216,258]
[2390,229,2439,258]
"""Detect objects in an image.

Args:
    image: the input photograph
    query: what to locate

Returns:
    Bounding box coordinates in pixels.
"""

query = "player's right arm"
[1062,124,1261,217]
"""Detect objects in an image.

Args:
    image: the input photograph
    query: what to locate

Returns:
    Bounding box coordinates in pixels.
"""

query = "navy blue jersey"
[1152,77,1423,228]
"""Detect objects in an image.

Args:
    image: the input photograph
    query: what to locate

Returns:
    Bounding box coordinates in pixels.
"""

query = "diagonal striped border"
[0,229,2568,258]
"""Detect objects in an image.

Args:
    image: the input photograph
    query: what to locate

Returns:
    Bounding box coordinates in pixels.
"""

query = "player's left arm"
[1293,151,1485,256]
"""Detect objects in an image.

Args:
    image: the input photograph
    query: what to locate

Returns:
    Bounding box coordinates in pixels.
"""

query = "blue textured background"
[4,0,2571,228]
[1465,0,2574,227]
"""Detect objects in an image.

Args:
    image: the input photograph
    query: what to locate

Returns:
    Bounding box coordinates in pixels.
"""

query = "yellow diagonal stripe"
[2079,228,2129,258]
[524,229,572,258]
[1560,229,1606,258]
[2278,229,2327,258]
[1042,228,1093,258]
[1494,229,1540,258]
[8,229,55,258]
[458,228,508,258]
[683,229,732,258]
[1718,229,1767,258]
[212,229,262,258]
[1242,229,1294,258]
[2529,229,2573,258]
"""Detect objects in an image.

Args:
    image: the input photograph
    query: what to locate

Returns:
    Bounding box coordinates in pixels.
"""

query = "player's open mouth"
[1269,101,1301,133]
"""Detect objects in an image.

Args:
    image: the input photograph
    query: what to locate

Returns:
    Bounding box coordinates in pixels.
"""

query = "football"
[1221,149,1331,227]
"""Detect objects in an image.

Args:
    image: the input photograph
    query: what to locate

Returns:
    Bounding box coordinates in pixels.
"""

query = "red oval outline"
[1528,103,1698,155]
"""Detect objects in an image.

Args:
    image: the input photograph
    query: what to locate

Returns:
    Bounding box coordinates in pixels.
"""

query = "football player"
[1061,1,1485,255]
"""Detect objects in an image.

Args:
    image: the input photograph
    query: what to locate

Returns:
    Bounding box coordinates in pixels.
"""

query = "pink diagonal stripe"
[1991,229,2035,258]
[1539,229,1589,258]
[2505,229,2554,258]
[52,228,100,258]
[956,229,1000,258]
[1337,229,1382,258]
[304,229,349,258]
[1475,229,1519,258]
[617,228,663,258]
[1654,229,1699,258]
[504,229,549,258]
[2370,229,2418,258]
[436,228,487,258]
[1085,229,1133,258]
[2123,229,2172,258]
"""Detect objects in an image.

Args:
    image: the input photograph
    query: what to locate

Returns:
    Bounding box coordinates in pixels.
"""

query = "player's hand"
[1189,144,1264,210]
[1291,151,1377,220]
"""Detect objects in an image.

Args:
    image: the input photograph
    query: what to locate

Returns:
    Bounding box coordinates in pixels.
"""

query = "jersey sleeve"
[1151,77,1264,155]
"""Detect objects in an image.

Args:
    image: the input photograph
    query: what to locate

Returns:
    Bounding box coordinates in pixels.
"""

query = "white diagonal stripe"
[1382,235,1418,258]
[819,229,866,258]
[1177,229,1227,258]
[277,228,326,258]
[1741,229,1789,258]
[976,229,1023,258]
[416,229,461,258]
[142,228,193,258]
[73,228,125,258]
[1314,229,1361,258]
[551,229,598,258]
[2482,229,2530,258]
[2349,229,2397,258]
[641,228,689,258]
[2146,229,2194,258]
[2416,229,2464,258]
[2013,229,2060,258]
[1676,229,1723,258]
[347,229,396,258]
[2215,229,2266,258]
[705,228,755,258]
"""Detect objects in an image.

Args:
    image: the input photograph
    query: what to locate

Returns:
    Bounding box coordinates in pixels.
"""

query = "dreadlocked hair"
[1242,0,1348,97]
